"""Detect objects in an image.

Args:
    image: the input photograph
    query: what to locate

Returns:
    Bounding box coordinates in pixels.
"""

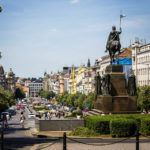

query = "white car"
[28,114,35,119]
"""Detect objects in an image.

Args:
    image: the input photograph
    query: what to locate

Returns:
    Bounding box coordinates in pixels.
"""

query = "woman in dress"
[20,112,25,128]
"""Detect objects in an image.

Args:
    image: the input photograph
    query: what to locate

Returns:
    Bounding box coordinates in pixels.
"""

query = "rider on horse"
[105,26,122,63]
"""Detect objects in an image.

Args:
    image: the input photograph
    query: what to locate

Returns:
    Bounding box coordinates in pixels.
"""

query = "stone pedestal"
[110,73,127,96]
[94,64,137,113]
[94,96,137,113]
[94,95,112,112]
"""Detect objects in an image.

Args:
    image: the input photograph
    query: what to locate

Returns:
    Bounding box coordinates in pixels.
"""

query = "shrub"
[69,126,99,137]
[69,110,83,117]
[110,118,136,137]
[33,106,49,111]
[85,114,150,137]
[85,116,110,134]
[140,118,150,135]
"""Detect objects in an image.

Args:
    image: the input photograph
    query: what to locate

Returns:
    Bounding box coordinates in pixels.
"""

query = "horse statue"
[105,26,122,64]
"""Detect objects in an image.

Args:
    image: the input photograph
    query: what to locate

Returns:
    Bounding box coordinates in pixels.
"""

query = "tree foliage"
[15,87,25,99]
[137,86,150,112]
[39,89,55,99]
[0,87,15,113]
[56,92,94,110]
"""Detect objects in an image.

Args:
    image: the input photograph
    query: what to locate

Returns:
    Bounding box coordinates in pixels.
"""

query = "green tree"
[66,94,76,106]
[0,87,15,112]
[15,87,25,99]
[56,91,94,109]
[137,86,150,112]
[85,92,94,110]
[39,90,56,100]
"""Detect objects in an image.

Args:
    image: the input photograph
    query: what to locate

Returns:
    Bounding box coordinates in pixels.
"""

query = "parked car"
[28,114,35,119]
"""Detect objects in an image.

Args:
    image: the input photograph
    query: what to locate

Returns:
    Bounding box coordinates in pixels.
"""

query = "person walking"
[47,112,50,120]
[20,112,25,128]
[45,112,47,120]
[2,114,8,129]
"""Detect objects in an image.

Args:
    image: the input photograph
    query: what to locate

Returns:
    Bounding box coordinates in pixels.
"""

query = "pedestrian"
[2,114,8,129]
[6,113,10,121]
[56,111,58,118]
[9,113,12,119]
[58,111,61,119]
[20,112,25,128]
[45,112,47,120]
[63,112,65,118]
[47,112,51,120]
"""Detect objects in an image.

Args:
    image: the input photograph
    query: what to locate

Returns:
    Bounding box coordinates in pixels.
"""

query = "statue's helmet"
[112,26,116,31]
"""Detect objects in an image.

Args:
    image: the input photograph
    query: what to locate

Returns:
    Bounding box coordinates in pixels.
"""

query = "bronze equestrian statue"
[105,26,122,64]
[95,72,102,100]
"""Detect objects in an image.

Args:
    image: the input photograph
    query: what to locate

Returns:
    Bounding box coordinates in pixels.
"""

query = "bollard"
[1,130,4,150]
[136,130,139,150]
[63,132,67,150]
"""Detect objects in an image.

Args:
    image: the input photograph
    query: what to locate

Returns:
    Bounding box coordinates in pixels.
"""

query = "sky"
[0,0,150,78]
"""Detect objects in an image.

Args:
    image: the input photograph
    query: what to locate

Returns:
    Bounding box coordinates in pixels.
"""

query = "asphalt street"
[1,108,150,150]
[1,109,59,150]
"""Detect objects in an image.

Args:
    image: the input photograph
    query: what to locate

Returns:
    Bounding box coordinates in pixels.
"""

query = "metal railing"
[0,130,150,150]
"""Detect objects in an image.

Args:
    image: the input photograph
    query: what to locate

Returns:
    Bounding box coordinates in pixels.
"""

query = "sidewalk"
[30,127,150,140]
[31,127,71,138]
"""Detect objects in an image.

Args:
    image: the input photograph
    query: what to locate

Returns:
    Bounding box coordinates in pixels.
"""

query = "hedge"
[85,114,150,137]
[140,118,150,135]
[85,116,110,134]
[110,118,136,137]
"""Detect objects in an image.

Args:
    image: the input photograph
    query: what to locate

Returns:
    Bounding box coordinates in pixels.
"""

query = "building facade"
[98,48,132,78]
[132,42,150,86]
[0,66,16,92]
[28,82,43,97]
[0,65,7,90]
[6,68,16,93]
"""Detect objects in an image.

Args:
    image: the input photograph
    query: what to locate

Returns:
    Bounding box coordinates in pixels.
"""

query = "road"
[1,108,59,150]
[1,107,150,150]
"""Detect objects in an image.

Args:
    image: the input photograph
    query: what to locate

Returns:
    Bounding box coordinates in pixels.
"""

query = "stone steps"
[87,109,103,116]
[92,109,103,114]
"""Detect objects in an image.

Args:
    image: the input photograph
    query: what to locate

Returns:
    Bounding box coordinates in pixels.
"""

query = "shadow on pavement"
[3,137,61,150]
[2,126,30,135]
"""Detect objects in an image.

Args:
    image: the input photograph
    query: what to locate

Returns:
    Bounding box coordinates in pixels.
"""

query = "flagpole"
[120,10,122,30]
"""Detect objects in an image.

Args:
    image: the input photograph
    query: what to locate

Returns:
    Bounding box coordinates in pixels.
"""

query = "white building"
[28,82,43,97]
[132,42,150,86]
[64,74,70,92]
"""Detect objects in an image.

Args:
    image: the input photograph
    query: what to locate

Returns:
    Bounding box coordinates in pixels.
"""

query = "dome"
[8,68,15,77]
[0,65,4,75]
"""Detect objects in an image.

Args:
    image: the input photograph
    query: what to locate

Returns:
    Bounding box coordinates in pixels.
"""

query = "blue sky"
[0,0,150,77]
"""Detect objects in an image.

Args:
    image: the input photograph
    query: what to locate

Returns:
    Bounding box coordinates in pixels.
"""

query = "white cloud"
[50,28,57,32]
[70,0,80,4]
